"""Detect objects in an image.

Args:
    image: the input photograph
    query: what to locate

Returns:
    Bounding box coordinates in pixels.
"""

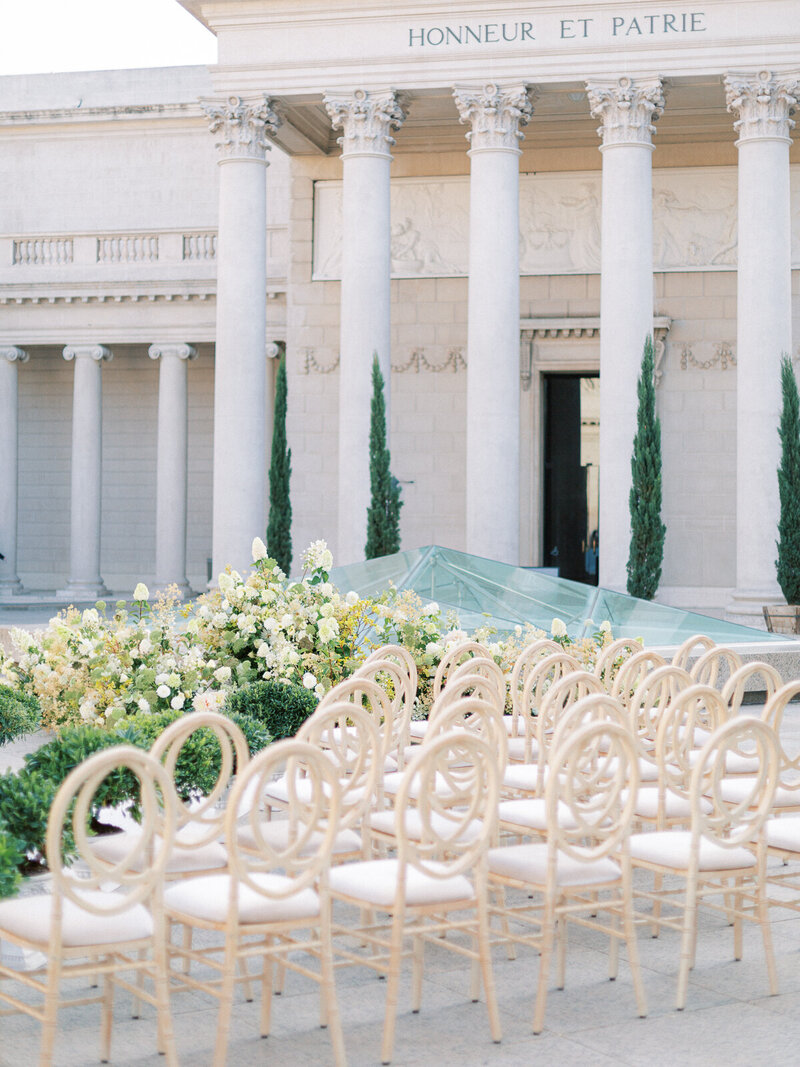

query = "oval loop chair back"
[318,675,394,762]
[608,649,668,705]
[548,721,639,863]
[47,745,177,914]
[691,717,779,849]
[509,638,563,717]
[762,680,800,793]
[432,640,492,699]
[298,700,383,831]
[671,634,716,671]
[689,645,743,689]
[447,656,507,707]
[629,664,694,748]
[362,642,419,697]
[720,661,783,714]
[433,671,506,722]
[226,739,342,901]
[149,710,250,849]
[654,685,728,801]
[549,693,629,756]
[536,669,606,729]
[396,730,499,881]
[425,695,509,771]
[353,656,415,767]
[593,638,643,686]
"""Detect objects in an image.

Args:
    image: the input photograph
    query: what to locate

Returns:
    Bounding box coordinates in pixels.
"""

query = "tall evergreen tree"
[365,355,402,559]
[266,356,292,573]
[776,354,800,603]
[626,334,666,600]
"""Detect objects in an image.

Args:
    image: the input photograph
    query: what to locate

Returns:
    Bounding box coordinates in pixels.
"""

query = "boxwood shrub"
[0,684,41,746]
[224,679,317,740]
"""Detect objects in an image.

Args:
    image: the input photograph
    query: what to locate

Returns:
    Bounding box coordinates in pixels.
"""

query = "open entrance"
[542,374,600,585]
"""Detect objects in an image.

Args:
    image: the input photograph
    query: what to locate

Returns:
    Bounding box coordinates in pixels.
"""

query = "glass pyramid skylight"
[328,545,784,647]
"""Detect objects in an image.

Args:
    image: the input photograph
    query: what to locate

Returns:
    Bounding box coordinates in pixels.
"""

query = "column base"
[0,577,25,596]
[151,580,195,602]
[55,579,110,602]
[724,588,783,631]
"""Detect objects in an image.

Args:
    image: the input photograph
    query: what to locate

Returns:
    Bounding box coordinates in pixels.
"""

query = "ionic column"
[454,82,534,564]
[324,88,408,565]
[587,76,665,591]
[148,343,197,597]
[202,95,281,579]
[0,346,29,595]
[725,71,800,625]
[59,344,111,599]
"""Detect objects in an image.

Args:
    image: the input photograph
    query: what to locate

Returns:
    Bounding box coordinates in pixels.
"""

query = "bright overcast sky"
[0,0,217,76]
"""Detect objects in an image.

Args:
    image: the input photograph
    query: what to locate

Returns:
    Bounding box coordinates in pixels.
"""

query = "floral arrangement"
[1,537,615,731]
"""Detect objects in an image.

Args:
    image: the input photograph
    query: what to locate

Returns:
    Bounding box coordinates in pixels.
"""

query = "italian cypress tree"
[776,354,800,603]
[365,355,402,559]
[626,334,666,600]
[266,356,292,573]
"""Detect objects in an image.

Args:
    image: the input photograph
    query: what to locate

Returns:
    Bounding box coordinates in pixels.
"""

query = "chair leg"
[153,920,179,1067]
[651,871,663,937]
[260,936,274,1037]
[100,966,114,1063]
[411,934,424,1012]
[756,872,779,996]
[558,914,569,989]
[607,904,619,982]
[676,879,697,1011]
[477,894,502,1044]
[733,876,744,961]
[213,934,239,1067]
[532,898,556,1035]
[623,867,647,1019]
[39,954,62,1067]
[131,946,146,1018]
[380,907,406,1066]
[320,903,347,1067]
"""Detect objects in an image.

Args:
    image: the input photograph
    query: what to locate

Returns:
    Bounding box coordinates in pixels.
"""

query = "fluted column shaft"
[454,83,534,564]
[0,346,28,595]
[149,343,196,595]
[60,345,111,598]
[203,95,281,579]
[587,76,665,591]
[724,71,800,624]
[325,89,408,565]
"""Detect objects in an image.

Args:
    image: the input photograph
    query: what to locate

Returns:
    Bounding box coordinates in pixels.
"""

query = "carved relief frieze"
[393,348,466,373]
[302,348,340,375]
[679,341,737,372]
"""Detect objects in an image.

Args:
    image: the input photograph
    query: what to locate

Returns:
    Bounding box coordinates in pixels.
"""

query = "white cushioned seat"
[629,830,756,871]
[497,798,577,831]
[0,890,153,948]
[329,858,474,908]
[624,787,712,820]
[764,816,800,852]
[264,776,361,806]
[164,873,320,925]
[368,809,483,843]
[687,748,760,774]
[408,721,429,740]
[502,715,525,737]
[236,820,362,856]
[382,770,453,799]
[88,826,227,874]
[506,737,538,762]
[502,764,544,793]
[488,843,621,887]
[714,778,799,809]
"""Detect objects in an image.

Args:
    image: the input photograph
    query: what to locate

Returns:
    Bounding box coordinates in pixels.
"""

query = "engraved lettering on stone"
[586,76,665,146]
[453,82,535,151]
[725,70,800,142]
[201,95,282,162]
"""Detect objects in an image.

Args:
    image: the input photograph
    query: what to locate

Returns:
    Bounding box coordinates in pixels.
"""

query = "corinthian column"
[148,343,196,597]
[587,75,665,591]
[0,346,28,595]
[202,94,281,580]
[454,82,534,564]
[324,88,408,564]
[59,344,111,599]
[725,70,800,625]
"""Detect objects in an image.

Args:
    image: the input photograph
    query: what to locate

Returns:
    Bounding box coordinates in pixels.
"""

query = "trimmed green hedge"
[0,684,41,746]
[224,679,317,740]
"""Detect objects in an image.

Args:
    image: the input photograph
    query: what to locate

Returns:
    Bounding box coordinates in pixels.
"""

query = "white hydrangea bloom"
[251,537,268,562]
[133,583,150,601]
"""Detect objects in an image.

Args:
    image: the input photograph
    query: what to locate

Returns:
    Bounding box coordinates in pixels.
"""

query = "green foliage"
[365,355,403,559]
[0,768,64,871]
[776,354,800,603]
[0,825,23,897]
[626,335,666,600]
[224,679,316,740]
[226,712,273,757]
[23,724,131,814]
[0,684,41,746]
[267,356,293,573]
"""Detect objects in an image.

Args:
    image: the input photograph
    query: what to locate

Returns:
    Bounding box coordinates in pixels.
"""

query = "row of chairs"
[0,634,795,1065]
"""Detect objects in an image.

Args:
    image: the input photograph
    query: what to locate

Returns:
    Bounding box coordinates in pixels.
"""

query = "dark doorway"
[543,374,600,585]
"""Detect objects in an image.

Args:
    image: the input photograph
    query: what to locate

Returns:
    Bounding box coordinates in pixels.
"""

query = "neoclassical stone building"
[1,0,799,628]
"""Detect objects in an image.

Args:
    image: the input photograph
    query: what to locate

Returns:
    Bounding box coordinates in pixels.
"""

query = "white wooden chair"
[508,638,562,733]
[329,729,501,1065]
[671,633,716,671]
[354,655,416,769]
[689,645,743,689]
[0,746,179,1066]
[163,739,346,1067]
[593,637,643,688]
[488,719,647,1034]
[607,648,668,706]
[409,641,495,742]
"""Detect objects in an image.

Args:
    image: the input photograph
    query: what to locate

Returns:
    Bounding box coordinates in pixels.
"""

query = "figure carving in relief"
[653,187,737,268]
[519,180,600,272]
[560,183,601,270]
[390,183,467,275]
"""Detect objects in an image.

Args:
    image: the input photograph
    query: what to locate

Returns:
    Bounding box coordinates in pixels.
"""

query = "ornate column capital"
[0,345,29,364]
[323,88,409,158]
[63,344,112,363]
[201,94,282,163]
[725,70,800,144]
[266,341,285,360]
[586,76,665,149]
[453,82,535,153]
[148,343,197,362]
